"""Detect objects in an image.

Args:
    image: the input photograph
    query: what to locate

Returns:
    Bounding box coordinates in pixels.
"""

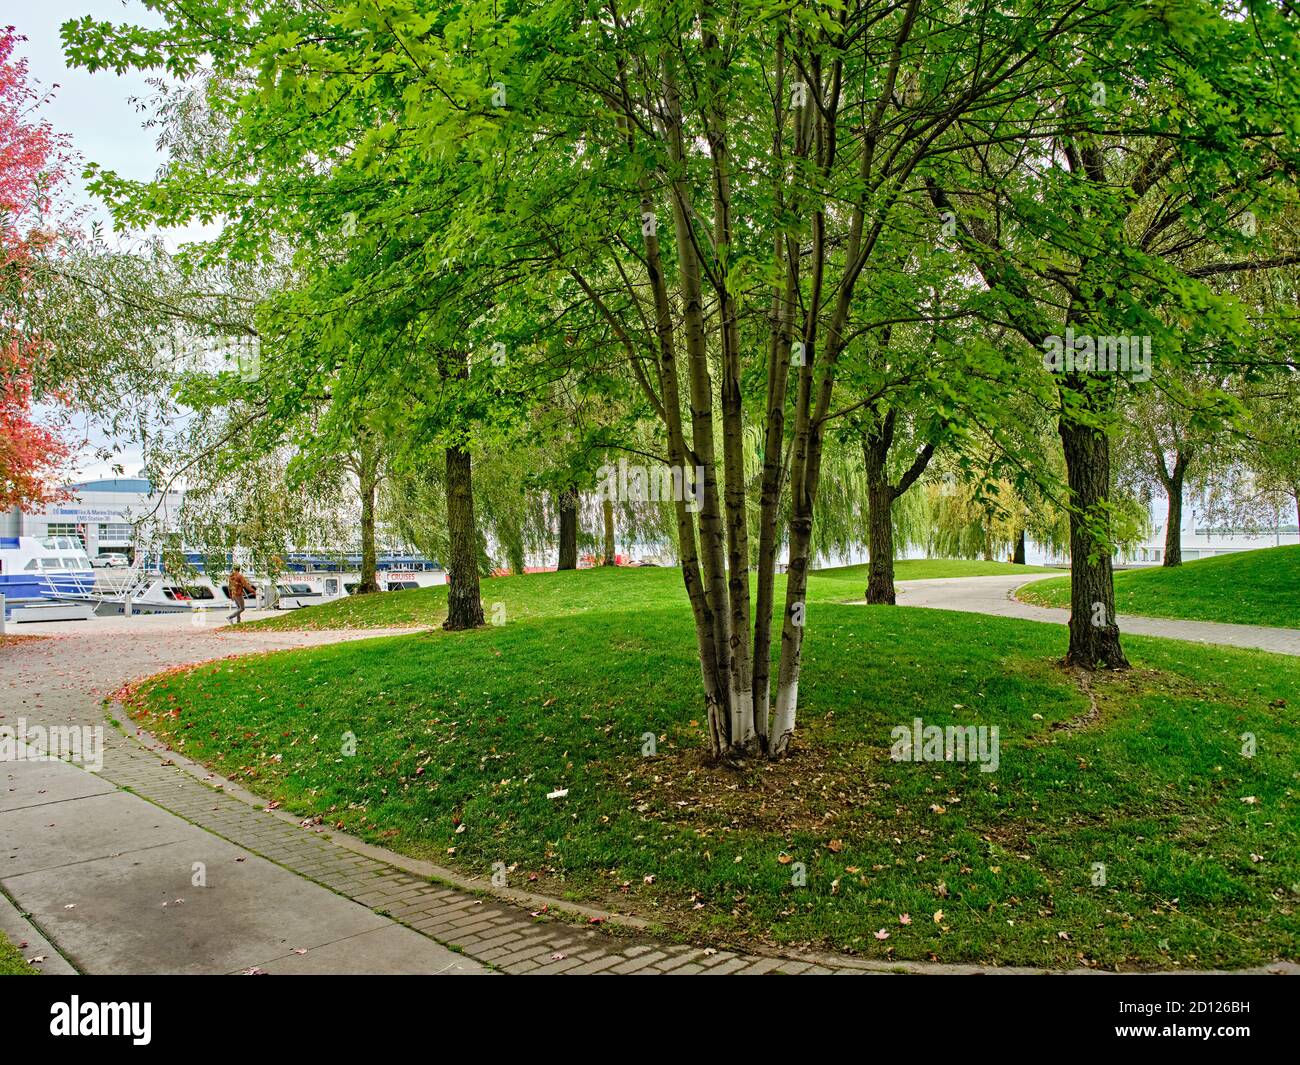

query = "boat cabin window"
[25,559,39,571]
[185,586,215,600]
[61,558,80,569]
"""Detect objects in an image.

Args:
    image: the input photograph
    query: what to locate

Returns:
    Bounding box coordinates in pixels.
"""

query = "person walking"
[226,565,255,624]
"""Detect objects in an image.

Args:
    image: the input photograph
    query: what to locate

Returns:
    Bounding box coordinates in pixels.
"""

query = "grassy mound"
[1018,545,1300,629]
[249,557,1054,632]
[131,567,1300,970]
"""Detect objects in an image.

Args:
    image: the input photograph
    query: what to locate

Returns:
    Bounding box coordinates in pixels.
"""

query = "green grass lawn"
[248,557,1055,632]
[129,566,1300,970]
[1018,545,1300,629]
[0,934,36,975]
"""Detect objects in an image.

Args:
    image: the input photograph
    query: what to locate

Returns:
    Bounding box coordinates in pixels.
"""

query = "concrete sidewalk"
[1,747,486,975]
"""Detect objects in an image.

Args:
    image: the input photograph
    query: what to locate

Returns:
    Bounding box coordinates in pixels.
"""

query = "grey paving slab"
[242,925,492,975]
[0,758,116,813]
[4,835,467,975]
[0,789,193,877]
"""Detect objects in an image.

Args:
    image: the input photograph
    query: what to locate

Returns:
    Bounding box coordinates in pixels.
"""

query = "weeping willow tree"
[383,425,684,577]
[808,428,934,569]
[926,448,1142,564]
[926,473,1026,561]
[747,423,934,578]
[382,445,492,578]
[168,443,354,602]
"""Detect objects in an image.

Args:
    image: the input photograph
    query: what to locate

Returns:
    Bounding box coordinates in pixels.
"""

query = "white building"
[1127,501,1299,565]
[1037,492,1298,567]
[0,478,181,560]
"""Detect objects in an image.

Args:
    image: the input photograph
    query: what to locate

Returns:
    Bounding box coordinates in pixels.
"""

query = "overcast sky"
[14,0,168,218]
[13,0,206,480]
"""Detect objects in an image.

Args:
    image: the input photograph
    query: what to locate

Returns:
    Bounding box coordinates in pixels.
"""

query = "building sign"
[52,508,128,521]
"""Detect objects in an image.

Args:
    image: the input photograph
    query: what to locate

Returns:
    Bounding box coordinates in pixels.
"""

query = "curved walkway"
[2,615,1294,976]
[877,574,1300,657]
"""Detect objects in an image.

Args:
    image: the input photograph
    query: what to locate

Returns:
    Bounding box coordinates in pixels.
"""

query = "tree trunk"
[443,445,485,630]
[865,480,896,605]
[557,485,578,570]
[1013,528,1027,565]
[355,469,380,594]
[666,87,736,747]
[1163,469,1184,567]
[1059,416,1129,669]
[861,407,934,605]
[862,420,897,605]
[602,497,615,564]
[771,508,812,754]
[635,173,728,758]
[504,527,525,576]
[751,233,799,750]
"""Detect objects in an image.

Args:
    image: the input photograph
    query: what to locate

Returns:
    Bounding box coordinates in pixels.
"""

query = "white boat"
[0,536,98,622]
[273,569,445,609]
[85,567,445,615]
[1,533,446,619]
[88,573,238,616]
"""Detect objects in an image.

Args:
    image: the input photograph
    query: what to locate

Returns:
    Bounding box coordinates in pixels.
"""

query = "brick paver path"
[2,616,1294,975]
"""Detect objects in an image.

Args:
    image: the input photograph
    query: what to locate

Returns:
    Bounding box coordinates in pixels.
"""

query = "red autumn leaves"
[0,26,73,509]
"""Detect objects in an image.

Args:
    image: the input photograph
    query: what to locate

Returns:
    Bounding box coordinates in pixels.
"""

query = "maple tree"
[0,26,72,509]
